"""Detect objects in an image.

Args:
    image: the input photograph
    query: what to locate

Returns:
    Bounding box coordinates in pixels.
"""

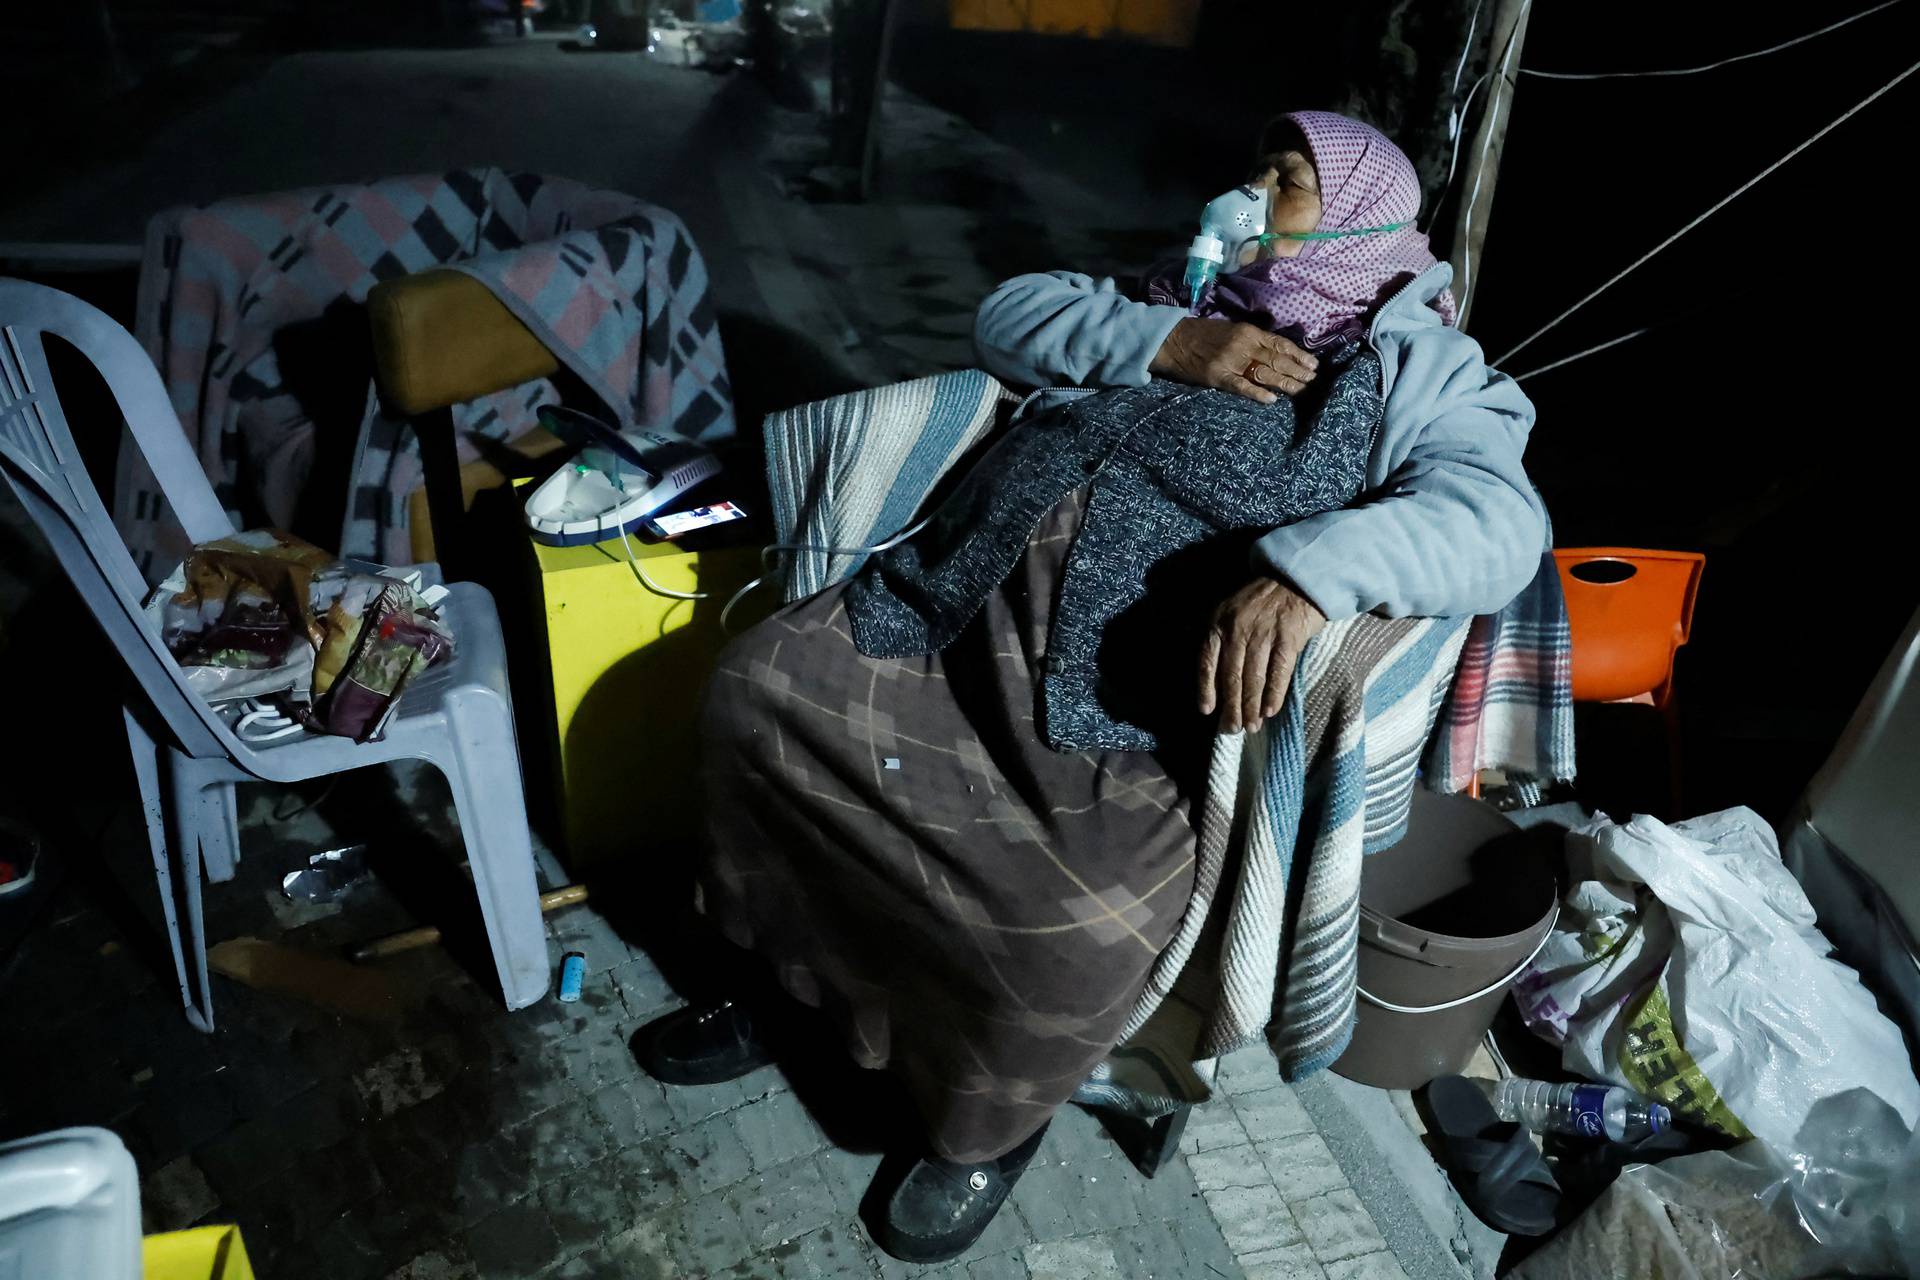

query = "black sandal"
[1423,1076,1561,1237]
[869,1121,1050,1264]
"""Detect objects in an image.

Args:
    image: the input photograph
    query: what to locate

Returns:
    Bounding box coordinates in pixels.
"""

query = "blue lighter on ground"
[558,951,587,1003]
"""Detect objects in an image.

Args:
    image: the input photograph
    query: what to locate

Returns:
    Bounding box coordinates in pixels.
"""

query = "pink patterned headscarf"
[1147,111,1456,350]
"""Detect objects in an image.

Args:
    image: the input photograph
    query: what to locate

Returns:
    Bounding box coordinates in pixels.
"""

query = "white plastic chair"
[0,278,549,1030]
[0,1128,140,1280]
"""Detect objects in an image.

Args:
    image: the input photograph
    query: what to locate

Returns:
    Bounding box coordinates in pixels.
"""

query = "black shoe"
[1101,1104,1191,1178]
[870,1122,1050,1264]
[632,999,774,1086]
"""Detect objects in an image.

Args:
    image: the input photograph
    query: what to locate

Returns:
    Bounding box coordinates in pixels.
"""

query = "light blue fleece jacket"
[971,263,1546,621]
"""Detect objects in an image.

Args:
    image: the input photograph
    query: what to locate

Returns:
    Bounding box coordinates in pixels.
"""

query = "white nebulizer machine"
[521,406,935,632]
[522,406,721,548]
[1182,184,1269,311]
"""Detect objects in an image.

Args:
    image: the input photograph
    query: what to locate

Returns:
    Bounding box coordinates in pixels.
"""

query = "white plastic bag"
[142,533,438,714]
[142,538,317,706]
[1513,1089,1920,1280]
[1512,807,1920,1148]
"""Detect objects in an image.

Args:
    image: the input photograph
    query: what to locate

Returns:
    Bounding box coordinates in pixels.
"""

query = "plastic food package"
[146,531,452,740]
[1511,807,1920,1150]
[1512,1088,1919,1280]
[146,531,335,704]
[311,574,408,701]
[308,584,452,742]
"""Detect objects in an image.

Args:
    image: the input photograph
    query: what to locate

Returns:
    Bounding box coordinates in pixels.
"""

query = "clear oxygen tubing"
[608,498,938,634]
[716,513,939,635]
[1184,201,1414,312]
[618,524,708,603]
[1258,222,1411,243]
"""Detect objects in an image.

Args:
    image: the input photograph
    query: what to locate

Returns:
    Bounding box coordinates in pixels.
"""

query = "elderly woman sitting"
[636,110,1544,1261]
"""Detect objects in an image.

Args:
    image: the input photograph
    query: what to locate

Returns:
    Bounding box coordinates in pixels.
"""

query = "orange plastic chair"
[1553,548,1706,708]
[1554,547,1706,812]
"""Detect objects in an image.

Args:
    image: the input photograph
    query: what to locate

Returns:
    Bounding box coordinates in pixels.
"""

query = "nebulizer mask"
[1181,185,1267,310]
[1180,184,1413,312]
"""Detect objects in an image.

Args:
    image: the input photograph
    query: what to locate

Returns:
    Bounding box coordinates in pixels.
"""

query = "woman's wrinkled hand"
[1149,317,1319,405]
[1199,578,1327,734]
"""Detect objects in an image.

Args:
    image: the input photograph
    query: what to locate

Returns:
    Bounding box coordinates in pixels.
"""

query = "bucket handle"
[1356,906,1559,1016]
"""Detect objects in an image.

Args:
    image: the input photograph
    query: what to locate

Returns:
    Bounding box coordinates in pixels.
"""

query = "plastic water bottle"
[1492,1078,1671,1143]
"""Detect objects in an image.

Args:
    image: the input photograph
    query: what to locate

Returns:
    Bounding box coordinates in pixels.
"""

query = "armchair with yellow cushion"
[366,267,572,573]
[366,266,764,869]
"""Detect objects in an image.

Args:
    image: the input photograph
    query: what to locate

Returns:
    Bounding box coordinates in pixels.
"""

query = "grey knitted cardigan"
[845,352,1384,752]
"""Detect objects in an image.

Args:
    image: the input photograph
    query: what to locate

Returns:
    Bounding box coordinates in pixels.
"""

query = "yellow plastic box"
[523,527,766,870]
[143,1226,254,1280]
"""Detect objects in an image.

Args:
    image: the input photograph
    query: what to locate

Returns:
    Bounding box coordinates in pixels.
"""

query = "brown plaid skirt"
[698,490,1202,1161]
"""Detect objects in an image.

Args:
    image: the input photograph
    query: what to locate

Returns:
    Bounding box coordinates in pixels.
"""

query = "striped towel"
[763,369,1574,1111]
[764,368,1017,599]
[1427,552,1578,797]
[122,169,733,575]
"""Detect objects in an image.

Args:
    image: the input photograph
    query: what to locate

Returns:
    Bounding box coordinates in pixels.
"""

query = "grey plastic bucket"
[1331,788,1560,1090]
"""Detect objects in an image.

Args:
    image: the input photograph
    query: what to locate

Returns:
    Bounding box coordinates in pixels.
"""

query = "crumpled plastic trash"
[1513,1088,1920,1280]
[146,530,334,704]
[307,580,453,742]
[280,845,369,903]
[145,530,453,741]
[1511,807,1920,1148]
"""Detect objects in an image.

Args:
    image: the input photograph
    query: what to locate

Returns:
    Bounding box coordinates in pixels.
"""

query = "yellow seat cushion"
[367,268,560,417]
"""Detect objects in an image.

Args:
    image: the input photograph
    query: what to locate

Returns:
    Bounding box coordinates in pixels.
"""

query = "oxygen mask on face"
[1181,182,1414,311]
[1182,184,1267,312]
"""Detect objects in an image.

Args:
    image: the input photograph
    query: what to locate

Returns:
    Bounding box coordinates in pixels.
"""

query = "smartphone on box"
[641,501,749,542]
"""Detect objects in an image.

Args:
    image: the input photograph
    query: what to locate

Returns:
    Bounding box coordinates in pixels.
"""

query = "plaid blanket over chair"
[119,169,733,573]
[763,368,1575,1113]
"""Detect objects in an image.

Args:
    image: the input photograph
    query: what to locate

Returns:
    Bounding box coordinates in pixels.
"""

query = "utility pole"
[89,0,131,90]
[828,0,899,200]
[1445,0,1530,328]
[1333,0,1530,329]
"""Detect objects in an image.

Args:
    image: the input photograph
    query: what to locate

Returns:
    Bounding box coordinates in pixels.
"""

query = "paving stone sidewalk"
[0,752,1430,1280]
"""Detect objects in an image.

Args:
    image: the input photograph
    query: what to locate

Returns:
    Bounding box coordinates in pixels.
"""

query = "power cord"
[236,701,305,743]
[618,525,709,602]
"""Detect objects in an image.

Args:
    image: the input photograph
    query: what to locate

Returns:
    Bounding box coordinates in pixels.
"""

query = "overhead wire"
[1520,0,1906,81]
[1511,326,1653,383]
[1431,1,1911,379]
[1509,286,1786,382]
[1495,56,1920,369]
[1447,0,1487,128]
[1434,71,1489,227]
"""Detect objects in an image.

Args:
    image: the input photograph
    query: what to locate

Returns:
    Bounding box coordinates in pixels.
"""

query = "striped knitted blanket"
[121,169,733,575]
[762,368,1574,1109]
